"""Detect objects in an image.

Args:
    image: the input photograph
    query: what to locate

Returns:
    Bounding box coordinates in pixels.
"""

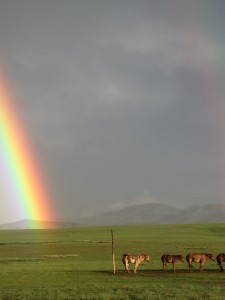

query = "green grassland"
[0,224,225,299]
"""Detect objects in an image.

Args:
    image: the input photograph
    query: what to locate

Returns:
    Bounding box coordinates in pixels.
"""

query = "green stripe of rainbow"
[0,71,55,227]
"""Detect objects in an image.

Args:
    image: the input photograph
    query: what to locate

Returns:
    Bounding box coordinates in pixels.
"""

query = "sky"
[0,0,225,223]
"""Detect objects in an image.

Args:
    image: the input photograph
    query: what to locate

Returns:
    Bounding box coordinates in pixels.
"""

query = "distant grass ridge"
[0,219,77,229]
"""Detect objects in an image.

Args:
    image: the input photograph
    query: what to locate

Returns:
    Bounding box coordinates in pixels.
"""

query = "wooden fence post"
[111,229,116,274]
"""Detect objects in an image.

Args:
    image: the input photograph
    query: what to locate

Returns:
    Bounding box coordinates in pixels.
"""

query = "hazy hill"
[77,203,225,226]
[1,203,225,229]
[0,219,77,230]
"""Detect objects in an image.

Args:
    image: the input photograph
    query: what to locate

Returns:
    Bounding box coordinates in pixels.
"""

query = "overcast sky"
[0,0,225,223]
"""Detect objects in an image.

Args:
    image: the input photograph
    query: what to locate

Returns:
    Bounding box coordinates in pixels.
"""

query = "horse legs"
[219,263,224,272]
[217,259,224,272]
[199,261,204,272]
[188,263,193,272]
[172,262,175,273]
[125,262,130,273]
[134,262,139,273]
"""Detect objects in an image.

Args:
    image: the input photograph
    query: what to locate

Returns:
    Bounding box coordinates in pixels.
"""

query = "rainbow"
[0,70,55,227]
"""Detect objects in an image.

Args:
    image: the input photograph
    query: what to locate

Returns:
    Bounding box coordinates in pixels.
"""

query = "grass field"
[0,223,225,299]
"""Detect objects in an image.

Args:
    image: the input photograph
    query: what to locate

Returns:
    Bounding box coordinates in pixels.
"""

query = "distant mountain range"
[1,203,225,229]
[77,203,225,226]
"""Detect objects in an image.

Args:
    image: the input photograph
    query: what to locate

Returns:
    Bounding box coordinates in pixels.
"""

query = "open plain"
[0,224,224,299]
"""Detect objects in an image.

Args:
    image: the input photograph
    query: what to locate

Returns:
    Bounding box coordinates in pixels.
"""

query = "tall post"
[111,229,116,274]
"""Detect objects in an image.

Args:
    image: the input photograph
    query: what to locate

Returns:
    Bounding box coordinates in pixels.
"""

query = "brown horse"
[161,254,184,272]
[122,254,150,273]
[216,253,225,272]
[186,253,216,272]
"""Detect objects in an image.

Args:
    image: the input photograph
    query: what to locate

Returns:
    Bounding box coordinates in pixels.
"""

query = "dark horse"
[161,254,184,272]
[216,253,225,272]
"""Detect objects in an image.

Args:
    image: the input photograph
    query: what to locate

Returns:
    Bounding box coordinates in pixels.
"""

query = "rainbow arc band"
[0,72,54,227]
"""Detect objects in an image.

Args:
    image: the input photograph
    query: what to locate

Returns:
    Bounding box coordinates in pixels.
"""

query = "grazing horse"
[216,253,225,272]
[122,254,150,273]
[161,254,184,272]
[186,253,216,272]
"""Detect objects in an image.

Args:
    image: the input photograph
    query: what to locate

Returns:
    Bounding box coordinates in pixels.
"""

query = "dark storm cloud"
[0,0,225,222]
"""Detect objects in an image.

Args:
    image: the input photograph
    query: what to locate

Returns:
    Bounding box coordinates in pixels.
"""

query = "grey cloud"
[0,0,225,223]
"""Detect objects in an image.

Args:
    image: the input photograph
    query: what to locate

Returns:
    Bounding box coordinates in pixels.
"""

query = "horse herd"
[122,252,225,273]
